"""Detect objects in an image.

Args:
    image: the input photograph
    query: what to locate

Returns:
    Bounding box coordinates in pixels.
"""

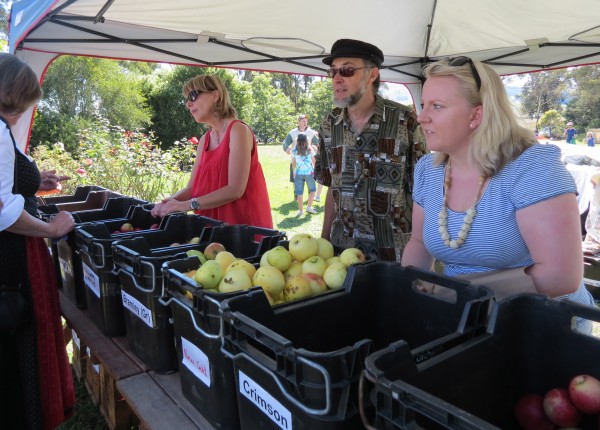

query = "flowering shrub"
[31,118,195,202]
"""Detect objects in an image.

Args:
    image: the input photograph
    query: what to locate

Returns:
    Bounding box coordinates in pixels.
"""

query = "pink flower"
[189,137,199,145]
[76,167,87,176]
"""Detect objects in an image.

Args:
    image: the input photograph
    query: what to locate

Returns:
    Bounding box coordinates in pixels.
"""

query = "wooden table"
[59,290,216,430]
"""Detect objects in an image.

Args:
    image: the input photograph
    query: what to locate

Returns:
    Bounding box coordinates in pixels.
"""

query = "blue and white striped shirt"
[413,143,594,308]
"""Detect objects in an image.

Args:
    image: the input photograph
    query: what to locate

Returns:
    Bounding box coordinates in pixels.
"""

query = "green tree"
[146,65,252,147]
[518,70,569,125]
[31,56,152,151]
[249,73,295,142]
[565,66,600,131]
[538,109,564,138]
[298,78,333,128]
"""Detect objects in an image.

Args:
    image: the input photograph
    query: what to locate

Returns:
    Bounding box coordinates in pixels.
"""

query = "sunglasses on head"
[447,56,481,91]
[186,89,203,102]
[326,66,367,78]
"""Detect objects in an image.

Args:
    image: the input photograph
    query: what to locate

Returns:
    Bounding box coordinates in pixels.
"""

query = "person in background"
[291,133,317,216]
[400,56,594,332]
[283,114,324,202]
[151,74,273,229]
[587,131,596,147]
[315,38,426,261]
[0,53,76,429]
[565,121,577,144]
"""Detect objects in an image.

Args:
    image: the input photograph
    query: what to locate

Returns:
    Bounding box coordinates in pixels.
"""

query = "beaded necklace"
[438,162,486,249]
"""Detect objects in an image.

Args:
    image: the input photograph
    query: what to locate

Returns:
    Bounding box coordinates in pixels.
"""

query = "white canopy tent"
[8,0,600,148]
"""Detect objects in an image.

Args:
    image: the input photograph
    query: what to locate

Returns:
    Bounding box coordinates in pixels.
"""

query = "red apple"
[543,388,582,427]
[568,374,600,414]
[149,223,159,229]
[120,222,134,232]
[514,394,554,430]
[134,227,142,231]
[204,242,226,260]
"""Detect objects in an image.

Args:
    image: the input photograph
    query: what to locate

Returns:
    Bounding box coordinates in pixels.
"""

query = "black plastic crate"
[105,215,225,367]
[365,294,600,429]
[219,261,493,430]
[52,196,147,309]
[161,226,286,430]
[38,187,115,291]
[36,185,109,206]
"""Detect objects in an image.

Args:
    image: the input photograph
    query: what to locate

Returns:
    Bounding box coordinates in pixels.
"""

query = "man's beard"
[333,85,366,109]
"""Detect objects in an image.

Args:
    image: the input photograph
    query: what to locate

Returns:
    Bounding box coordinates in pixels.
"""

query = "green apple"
[326,256,342,266]
[188,236,201,244]
[194,260,223,290]
[186,249,207,264]
[288,233,318,262]
[226,259,256,279]
[266,246,292,272]
[301,255,327,277]
[323,262,347,289]
[315,237,335,261]
[218,269,252,293]
[260,251,272,267]
[283,275,313,302]
[339,247,366,267]
[284,260,303,283]
[252,266,285,297]
[215,251,236,272]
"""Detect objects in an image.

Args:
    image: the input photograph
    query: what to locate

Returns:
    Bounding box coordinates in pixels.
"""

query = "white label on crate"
[72,329,80,350]
[92,363,100,374]
[82,262,100,298]
[59,257,72,277]
[121,290,154,328]
[238,370,292,430]
[181,337,211,387]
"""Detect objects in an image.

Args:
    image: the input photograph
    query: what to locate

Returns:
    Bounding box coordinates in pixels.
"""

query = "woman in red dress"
[151,75,273,228]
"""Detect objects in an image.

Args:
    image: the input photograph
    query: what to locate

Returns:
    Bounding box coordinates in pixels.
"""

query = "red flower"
[76,167,87,176]
[189,136,199,145]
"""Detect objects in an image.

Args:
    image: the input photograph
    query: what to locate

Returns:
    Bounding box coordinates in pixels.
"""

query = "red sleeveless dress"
[191,120,273,229]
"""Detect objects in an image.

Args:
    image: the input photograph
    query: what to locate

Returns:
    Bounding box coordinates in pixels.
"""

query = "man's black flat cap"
[322,39,384,68]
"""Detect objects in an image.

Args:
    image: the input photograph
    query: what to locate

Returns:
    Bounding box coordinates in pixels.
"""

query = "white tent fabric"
[8,0,600,147]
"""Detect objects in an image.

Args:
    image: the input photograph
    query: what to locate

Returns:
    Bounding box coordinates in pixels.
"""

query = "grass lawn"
[257,143,326,239]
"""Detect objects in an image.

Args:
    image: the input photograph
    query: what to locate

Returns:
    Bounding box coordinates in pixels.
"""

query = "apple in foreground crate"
[568,374,600,415]
[513,394,554,430]
[542,388,582,427]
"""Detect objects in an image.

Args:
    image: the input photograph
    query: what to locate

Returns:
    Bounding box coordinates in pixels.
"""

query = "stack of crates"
[74,203,171,336]
[162,224,286,430]
[219,261,494,430]
[109,213,225,371]
[365,294,600,429]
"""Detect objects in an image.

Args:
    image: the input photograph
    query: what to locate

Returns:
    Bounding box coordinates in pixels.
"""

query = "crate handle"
[226,348,333,416]
[136,259,159,293]
[160,296,221,340]
[80,241,108,270]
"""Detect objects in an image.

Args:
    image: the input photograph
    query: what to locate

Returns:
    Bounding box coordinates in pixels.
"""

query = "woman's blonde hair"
[183,75,236,119]
[423,58,536,177]
[0,53,42,117]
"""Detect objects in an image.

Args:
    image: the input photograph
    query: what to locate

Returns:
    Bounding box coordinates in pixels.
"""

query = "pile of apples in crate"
[182,233,366,305]
[515,374,600,429]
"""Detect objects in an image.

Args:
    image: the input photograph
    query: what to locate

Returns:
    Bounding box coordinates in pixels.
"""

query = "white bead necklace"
[438,162,486,249]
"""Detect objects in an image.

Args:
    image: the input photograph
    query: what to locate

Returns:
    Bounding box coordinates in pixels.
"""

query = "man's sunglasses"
[326,66,367,78]
[186,90,204,102]
[447,56,481,91]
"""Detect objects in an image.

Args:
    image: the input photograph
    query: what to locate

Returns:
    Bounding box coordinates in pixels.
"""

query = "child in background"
[291,134,317,216]
[587,131,596,147]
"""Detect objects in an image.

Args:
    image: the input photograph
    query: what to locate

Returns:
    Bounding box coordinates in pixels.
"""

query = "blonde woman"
[401,57,594,332]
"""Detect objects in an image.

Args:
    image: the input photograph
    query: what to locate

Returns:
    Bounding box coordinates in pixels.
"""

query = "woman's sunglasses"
[186,90,203,102]
[326,66,367,78]
[447,56,482,90]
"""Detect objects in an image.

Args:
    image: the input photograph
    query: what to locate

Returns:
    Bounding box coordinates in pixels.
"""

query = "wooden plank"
[60,290,147,380]
[117,373,211,430]
[100,365,139,430]
[149,371,215,428]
